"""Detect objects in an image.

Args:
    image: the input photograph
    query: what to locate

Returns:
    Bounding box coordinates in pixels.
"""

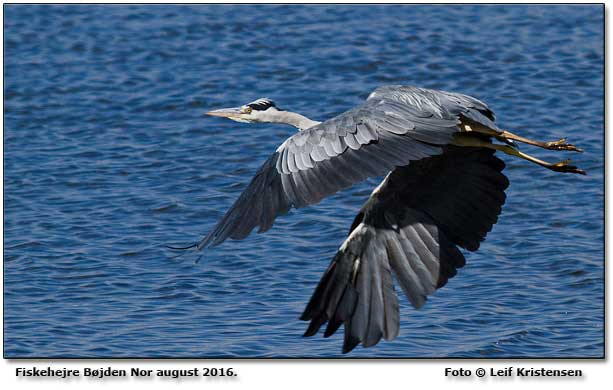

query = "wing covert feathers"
[200,86,497,248]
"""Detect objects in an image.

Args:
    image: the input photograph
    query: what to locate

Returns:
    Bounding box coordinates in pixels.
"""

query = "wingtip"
[196,233,217,251]
[302,318,325,337]
[342,337,360,354]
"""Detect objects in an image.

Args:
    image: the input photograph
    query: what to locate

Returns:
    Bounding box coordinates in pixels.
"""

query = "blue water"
[4,5,603,358]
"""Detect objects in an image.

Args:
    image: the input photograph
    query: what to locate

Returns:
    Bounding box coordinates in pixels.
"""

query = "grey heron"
[195,85,585,353]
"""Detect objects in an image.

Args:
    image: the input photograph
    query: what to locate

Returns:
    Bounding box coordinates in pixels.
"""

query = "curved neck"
[269,110,321,131]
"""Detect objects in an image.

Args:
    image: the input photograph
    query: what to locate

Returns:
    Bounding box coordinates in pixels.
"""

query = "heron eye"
[243,107,252,114]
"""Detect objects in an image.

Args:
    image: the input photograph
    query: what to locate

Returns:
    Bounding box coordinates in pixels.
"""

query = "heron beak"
[205,107,243,118]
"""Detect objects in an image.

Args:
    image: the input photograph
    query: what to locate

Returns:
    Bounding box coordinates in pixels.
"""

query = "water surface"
[4,4,604,357]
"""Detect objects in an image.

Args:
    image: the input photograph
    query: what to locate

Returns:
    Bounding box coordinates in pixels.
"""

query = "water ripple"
[4,4,603,358]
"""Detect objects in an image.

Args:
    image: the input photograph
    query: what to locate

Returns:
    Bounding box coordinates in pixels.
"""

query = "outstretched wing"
[301,146,509,353]
[198,86,496,249]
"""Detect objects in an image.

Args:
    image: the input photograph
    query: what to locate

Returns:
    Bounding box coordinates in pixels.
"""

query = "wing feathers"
[364,243,384,347]
[301,146,508,353]
[199,86,501,254]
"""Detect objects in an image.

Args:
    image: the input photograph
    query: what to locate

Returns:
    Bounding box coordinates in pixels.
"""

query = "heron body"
[196,85,584,353]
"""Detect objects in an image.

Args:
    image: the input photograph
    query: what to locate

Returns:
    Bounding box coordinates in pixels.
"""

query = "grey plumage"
[198,85,514,353]
[198,86,495,249]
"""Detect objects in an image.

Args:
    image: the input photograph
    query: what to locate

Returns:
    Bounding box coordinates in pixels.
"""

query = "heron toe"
[545,138,584,152]
[549,159,586,175]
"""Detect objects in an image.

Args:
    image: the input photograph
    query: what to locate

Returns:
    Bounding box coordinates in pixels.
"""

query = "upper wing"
[198,86,495,249]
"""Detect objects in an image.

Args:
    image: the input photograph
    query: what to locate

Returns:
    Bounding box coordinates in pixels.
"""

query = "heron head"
[206,98,281,124]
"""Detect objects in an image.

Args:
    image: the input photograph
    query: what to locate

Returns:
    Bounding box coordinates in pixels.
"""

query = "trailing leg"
[460,118,583,152]
[452,134,586,175]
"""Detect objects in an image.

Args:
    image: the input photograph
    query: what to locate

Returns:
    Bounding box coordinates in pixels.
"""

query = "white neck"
[266,110,321,131]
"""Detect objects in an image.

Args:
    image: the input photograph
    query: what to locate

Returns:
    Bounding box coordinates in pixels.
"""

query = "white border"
[1,1,608,389]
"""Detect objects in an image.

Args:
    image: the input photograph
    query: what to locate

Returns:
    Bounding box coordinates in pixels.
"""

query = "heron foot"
[494,130,584,153]
[544,138,584,153]
[451,134,587,175]
[548,159,586,175]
